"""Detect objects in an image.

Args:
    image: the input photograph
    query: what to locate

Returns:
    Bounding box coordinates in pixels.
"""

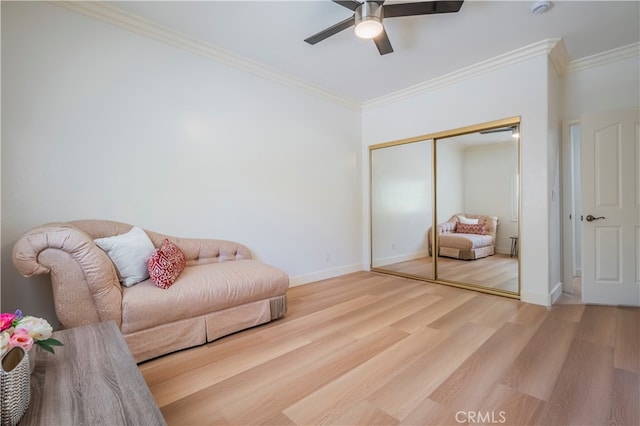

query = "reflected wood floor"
[380,254,518,292]
[139,272,639,426]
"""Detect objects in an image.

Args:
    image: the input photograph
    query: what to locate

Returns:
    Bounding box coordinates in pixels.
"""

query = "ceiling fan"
[304,0,465,55]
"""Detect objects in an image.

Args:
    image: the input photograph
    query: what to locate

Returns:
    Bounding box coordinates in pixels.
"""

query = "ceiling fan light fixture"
[355,19,383,39]
[355,2,384,39]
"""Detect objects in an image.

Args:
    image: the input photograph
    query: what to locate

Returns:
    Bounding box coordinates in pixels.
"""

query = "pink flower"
[0,311,63,357]
[9,328,33,352]
[0,313,16,332]
[15,316,53,340]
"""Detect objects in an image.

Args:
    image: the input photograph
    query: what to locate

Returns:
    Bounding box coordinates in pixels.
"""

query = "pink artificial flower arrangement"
[0,309,63,357]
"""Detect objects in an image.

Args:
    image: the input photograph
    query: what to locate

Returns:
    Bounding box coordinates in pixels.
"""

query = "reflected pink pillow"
[455,223,486,235]
[148,239,186,289]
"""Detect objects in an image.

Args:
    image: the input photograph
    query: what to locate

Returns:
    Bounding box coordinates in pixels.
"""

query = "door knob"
[585,214,605,222]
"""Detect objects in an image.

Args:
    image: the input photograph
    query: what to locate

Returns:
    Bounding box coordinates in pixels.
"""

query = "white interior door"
[581,109,639,306]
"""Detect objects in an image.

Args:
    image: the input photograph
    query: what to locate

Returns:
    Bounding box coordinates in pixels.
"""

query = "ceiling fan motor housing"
[355,2,384,38]
[356,1,384,22]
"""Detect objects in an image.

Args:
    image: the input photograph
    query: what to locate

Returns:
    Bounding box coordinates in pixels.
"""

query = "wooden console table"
[19,321,166,425]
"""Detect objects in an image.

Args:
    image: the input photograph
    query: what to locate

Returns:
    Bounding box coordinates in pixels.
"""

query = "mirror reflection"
[434,127,519,293]
[370,118,520,297]
[371,139,433,279]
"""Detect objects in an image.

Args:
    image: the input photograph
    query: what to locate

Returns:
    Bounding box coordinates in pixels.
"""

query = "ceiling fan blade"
[383,1,464,18]
[304,16,356,45]
[373,28,393,55]
[332,0,362,11]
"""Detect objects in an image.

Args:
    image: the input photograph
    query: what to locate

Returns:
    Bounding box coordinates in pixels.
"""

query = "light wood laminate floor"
[378,254,518,293]
[139,272,639,426]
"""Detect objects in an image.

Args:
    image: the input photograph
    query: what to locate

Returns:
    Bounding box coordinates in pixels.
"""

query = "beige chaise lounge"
[12,220,289,362]
[428,213,498,260]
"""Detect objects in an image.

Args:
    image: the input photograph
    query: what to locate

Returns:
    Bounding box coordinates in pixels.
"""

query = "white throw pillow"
[458,215,479,225]
[94,226,156,287]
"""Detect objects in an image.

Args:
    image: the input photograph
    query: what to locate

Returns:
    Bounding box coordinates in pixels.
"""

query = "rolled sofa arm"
[427,220,458,255]
[12,223,123,329]
[427,220,457,240]
[438,221,457,234]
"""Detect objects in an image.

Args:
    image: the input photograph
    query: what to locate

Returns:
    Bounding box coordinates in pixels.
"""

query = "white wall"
[548,61,564,302]
[363,56,552,305]
[564,55,640,118]
[1,2,362,324]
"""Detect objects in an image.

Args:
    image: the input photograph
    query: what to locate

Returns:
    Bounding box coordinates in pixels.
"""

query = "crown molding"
[549,38,570,76]
[567,42,640,74]
[48,2,640,113]
[363,39,639,110]
[52,1,362,111]
[363,39,562,110]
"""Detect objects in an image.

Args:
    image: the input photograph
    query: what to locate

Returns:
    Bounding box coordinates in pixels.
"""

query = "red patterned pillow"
[455,223,486,235]
[148,239,186,289]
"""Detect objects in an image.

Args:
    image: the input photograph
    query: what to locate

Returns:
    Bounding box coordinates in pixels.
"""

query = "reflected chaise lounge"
[428,213,498,260]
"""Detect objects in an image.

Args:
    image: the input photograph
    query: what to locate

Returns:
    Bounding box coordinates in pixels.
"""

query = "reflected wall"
[371,139,433,279]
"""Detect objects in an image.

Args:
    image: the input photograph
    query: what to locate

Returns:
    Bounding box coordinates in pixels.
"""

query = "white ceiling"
[108,0,640,103]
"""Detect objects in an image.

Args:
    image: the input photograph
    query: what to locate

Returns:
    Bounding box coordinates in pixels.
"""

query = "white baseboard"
[288,263,363,287]
[550,281,563,304]
[495,247,510,255]
[521,282,562,306]
[520,291,552,307]
[372,251,427,268]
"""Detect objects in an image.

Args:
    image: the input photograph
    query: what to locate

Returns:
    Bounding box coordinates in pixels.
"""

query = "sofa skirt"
[125,295,288,363]
[439,245,495,260]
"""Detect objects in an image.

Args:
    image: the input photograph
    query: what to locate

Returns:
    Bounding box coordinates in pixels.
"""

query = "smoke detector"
[531,1,552,14]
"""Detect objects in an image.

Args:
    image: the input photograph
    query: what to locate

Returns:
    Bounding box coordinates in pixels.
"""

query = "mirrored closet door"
[370,117,520,298]
[371,138,434,280]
